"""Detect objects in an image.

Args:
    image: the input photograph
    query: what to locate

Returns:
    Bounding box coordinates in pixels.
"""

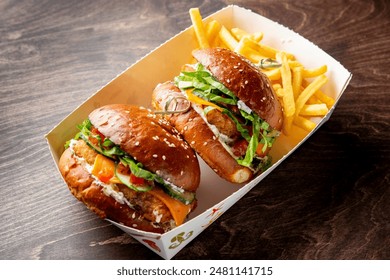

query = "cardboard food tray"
[46,5,352,259]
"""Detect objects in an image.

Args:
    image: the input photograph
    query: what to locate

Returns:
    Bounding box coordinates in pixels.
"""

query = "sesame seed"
[180,170,184,176]
[227,79,230,83]
[186,155,190,159]
[132,224,138,227]
[184,125,188,131]
[245,80,249,84]
[162,155,166,160]
[191,141,195,145]
[135,141,140,146]
[152,154,158,158]
[152,136,159,140]
[203,141,208,146]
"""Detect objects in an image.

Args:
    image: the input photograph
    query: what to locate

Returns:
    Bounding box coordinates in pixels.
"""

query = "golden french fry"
[272,83,282,91]
[235,39,266,63]
[219,25,238,50]
[302,79,335,108]
[302,65,327,78]
[295,75,328,118]
[300,104,329,116]
[306,95,322,104]
[205,20,221,46]
[189,8,209,49]
[277,52,295,135]
[292,66,303,100]
[276,87,284,98]
[231,27,263,42]
[288,61,302,68]
[263,68,281,81]
[294,116,317,131]
[230,27,249,40]
[314,89,335,108]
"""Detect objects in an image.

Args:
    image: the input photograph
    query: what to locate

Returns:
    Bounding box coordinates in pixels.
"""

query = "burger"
[152,48,283,183]
[58,104,200,233]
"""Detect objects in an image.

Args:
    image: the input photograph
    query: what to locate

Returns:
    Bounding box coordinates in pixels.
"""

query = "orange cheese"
[91,154,122,184]
[185,89,223,111]
[149,187,192,226]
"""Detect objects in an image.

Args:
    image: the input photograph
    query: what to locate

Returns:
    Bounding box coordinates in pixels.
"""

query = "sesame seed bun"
[192,48,283,131]
[88,104,200,192]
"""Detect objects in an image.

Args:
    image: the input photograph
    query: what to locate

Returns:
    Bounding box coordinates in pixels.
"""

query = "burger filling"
[174,63,280,172]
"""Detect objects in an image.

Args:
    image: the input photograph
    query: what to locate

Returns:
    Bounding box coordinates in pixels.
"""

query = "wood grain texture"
[0,0,388,260]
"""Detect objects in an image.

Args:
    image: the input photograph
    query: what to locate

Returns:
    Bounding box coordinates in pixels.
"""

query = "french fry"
[292,66,303,100]
[306,95,322,104]
[300,104,329,116]
[205,20,221,46]
[189,8,210,49]
[302,65,327,78]
[219,25,239,50]
[277,52,295,135]
[314,89,335,109]
[231,27,263,42]
[302,79,335,108]
[276,87,284,98]
[272,83,282,91]
[295,74,328,118]
[263,68,281,81]
[235,39,266,63]
[294,116,317,131]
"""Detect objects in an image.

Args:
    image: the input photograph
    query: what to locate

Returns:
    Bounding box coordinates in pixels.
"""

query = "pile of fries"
[189,8,335,135]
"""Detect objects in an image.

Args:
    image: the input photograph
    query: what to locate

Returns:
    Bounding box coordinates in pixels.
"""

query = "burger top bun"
[192,48,283,131]
[88,104,200,192]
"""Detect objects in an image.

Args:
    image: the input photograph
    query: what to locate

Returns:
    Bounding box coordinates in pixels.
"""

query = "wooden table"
[1,0,388,260]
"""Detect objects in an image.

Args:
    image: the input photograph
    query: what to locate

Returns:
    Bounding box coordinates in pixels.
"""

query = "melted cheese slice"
[148,187,192,226]
[185,89,223,111]
[91,154,191,226]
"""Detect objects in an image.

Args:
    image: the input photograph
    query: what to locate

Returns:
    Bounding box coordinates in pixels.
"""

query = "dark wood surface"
[0,0,389,260]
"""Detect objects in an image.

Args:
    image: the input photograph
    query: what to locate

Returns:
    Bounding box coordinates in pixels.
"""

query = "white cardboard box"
[46,5,352,259]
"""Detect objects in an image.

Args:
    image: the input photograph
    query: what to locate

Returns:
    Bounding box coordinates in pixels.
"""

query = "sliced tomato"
[130,173,146,185]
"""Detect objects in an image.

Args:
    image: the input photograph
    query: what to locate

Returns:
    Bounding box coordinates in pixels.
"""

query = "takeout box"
[46,5,352,259]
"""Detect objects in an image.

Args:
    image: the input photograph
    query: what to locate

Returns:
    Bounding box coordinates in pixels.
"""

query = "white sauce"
[69,139,133,208]
[237,100,252,114]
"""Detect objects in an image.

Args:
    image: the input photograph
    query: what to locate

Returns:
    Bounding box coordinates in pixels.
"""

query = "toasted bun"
[88,104,200,192]
[59,147,166,233]
[192,48,283,131]
[153,82,252,183]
